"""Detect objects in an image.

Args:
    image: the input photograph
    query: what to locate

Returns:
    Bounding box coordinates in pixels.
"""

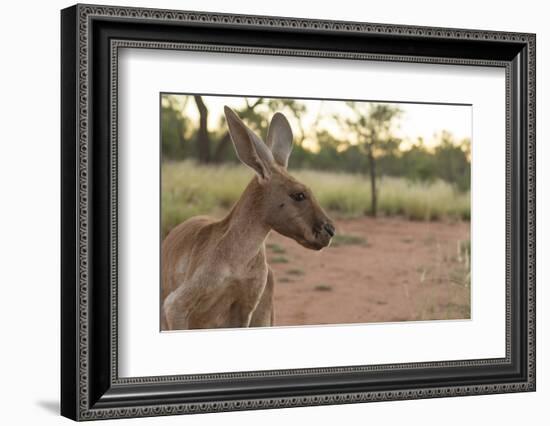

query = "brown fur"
[161,108,335,330]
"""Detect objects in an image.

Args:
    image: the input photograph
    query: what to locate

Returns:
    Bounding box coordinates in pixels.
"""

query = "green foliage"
[161,95,193,160]
[378,135,471,191]
[343,102,403,156]
[161,95,471,193]
[433,132,471,192]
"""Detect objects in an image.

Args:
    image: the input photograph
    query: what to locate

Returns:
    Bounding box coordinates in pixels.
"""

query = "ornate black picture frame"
[61,3,536,421]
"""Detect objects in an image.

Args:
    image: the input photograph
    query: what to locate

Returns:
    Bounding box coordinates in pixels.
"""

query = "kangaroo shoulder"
[163,215,212,249]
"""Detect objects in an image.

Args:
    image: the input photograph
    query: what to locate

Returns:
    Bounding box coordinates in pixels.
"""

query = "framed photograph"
[61,4,536,421]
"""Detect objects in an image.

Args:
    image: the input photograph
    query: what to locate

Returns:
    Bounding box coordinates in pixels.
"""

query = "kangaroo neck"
[218,177,271,265]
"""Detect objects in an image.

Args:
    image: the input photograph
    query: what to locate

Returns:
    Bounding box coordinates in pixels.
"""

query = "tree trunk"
[213,132,231,163]
[367,148,377,217]
[194,95,211,163]
[176,119,186,157]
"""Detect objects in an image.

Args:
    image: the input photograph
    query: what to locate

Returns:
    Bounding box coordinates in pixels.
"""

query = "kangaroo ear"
[224,106,274,182]
[266,112,293,169]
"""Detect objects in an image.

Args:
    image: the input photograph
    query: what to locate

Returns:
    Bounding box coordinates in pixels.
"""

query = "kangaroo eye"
[290,192,306,202]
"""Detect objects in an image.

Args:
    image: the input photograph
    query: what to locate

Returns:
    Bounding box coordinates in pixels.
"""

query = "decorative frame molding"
[61,3,536,421]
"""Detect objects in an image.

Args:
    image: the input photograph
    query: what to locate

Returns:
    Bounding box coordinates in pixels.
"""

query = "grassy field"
[161,161,470,237]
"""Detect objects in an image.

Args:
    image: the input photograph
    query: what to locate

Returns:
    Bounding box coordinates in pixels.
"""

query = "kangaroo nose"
[323,222,335,237]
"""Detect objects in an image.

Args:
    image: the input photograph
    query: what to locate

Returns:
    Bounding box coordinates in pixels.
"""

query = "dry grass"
[161,161,470,237]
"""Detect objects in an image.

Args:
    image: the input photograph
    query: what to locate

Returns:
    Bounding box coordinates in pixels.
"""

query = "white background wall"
[0,0,546,424]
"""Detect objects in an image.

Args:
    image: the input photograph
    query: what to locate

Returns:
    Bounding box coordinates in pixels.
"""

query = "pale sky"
[164,94,471,151]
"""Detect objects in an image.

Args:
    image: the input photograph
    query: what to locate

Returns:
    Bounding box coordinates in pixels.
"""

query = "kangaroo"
[161,106,335,330]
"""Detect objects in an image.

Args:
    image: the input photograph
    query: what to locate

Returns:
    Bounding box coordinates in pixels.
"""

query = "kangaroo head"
[224,106,335,250]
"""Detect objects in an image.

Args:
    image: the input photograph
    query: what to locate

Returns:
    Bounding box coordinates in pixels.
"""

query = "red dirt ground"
[266,216,471,326]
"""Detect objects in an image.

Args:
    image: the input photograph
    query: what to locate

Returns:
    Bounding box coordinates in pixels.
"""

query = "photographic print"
[61,5,535,419]
[160,94,472,330]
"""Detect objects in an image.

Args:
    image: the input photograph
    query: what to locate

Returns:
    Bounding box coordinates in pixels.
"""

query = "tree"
[193,95,211,163]
[161,95,190,160]
[433,131,471,191]
[343,102,402,216]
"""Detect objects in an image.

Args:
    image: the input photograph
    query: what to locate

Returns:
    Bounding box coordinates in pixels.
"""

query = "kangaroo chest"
[201,250,266,324]
[224,254,268,303]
